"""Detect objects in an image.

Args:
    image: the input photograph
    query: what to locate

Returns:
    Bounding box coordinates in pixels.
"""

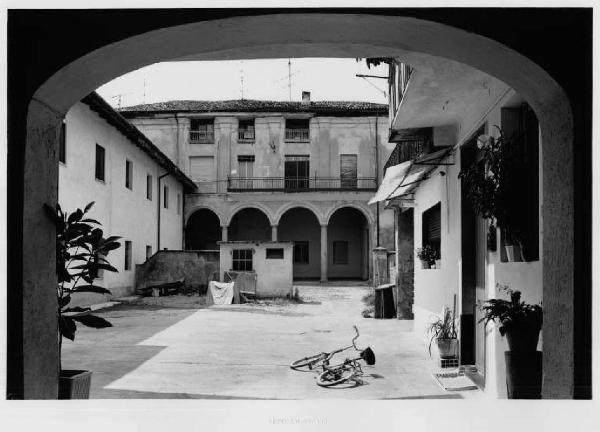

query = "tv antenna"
[288,58,292,101]
[240,60,244,100]
[110,92,133,109]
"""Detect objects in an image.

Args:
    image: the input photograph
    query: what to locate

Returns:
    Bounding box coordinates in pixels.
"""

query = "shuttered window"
[95,144,105,181]
[422,202,441,259]
[340,154,357,189]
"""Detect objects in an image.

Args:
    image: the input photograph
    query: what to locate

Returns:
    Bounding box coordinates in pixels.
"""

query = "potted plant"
[427,306,458,359]
[458,127,526,261]
[479,283,543,398]
[46,202,121,399]
[416,245,437,269]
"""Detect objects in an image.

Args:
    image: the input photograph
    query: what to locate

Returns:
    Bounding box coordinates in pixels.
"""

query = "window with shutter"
[340,154,357,189]
[422,202,442,259]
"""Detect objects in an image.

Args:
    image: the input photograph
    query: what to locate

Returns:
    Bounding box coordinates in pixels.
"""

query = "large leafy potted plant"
[479,283,543,398]
[427,306,458,359]
[458,127,526,261]
[47,202,121,399]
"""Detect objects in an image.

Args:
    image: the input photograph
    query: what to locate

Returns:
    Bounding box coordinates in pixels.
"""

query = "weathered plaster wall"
[219,241,294,297]
[59,102,184,305]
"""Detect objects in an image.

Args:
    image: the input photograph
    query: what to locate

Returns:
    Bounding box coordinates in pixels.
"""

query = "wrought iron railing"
[238,130,255,141]
[227,177,377,192]
[189,130,214,143]
[284,128,310,141]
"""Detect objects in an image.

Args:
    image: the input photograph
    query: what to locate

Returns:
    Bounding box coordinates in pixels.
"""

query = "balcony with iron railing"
[227,176,377,192]
[383,139,427,173]
[284,128,310,142]
[189,130,214,143]
[238,129,255,142]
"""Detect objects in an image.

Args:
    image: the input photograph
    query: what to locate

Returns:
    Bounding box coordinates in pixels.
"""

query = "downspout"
[174,113,185,248]
[157,172,170,251]
[375,113,380,247]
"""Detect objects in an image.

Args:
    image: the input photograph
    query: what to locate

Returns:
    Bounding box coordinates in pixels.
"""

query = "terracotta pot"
[59,370,92,399]
[436,338,458,359]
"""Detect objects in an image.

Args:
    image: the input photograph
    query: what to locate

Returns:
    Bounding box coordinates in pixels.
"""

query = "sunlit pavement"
[62,285,485,399]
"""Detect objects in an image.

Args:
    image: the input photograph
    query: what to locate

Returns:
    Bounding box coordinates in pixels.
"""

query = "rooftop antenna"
[143,78,146,104]
[288,58,292,101]
[110,92,133,109]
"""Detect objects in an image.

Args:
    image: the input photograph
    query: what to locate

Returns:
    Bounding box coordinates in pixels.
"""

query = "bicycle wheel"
[290,353,326,371]
[316,365,357,387]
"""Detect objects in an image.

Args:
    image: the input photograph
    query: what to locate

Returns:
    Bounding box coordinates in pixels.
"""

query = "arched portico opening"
[185,208,221,250]
[228,208,271,241]
[278,207,322,280]
[10,12,587,399]
[327,207,369,280]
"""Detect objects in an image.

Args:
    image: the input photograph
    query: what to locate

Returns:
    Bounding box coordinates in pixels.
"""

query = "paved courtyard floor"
[62,285,485,399]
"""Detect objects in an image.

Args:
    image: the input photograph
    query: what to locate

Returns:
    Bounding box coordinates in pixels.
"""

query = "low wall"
[135,250,220,294]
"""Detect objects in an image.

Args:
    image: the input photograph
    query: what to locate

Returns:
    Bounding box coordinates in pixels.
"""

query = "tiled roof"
[119,99,388,116]
[82,92,196,192]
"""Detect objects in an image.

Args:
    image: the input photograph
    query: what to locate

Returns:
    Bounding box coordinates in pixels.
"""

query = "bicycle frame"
[290,326,361,371]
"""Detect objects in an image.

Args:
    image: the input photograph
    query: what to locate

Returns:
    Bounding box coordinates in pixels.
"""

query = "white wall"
[219,241,293,297]
[410,89,543,398]
[59,102,184,305]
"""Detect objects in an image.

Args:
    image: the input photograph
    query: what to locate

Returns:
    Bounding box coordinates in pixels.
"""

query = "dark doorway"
[278,208,321,280]
[284,156,309,190]
[229,208,271,241]
[185,209,221,250]
[328,207,369,280]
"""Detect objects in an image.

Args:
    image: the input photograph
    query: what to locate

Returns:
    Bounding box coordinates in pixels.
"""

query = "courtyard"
[62,285,484,399]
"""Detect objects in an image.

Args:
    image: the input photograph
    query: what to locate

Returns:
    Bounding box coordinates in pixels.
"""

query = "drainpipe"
[375,113,380,247]
[157,172,170,251]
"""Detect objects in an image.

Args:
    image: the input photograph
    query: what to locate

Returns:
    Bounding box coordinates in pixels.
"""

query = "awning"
[387,165,429,199]
[368,160,411,205]
[413,146,454,165]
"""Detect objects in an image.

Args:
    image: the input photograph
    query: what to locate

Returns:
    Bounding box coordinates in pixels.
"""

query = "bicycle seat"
[360,347,376,365]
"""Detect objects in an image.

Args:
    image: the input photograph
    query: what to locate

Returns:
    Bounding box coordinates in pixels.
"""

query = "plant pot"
[504,351,542,399]
[421,260,430,269]
[505,326,540,353]
[435,259,441,269]
[59,370,92,399]
[436,338,458,359]
[505,245,523,262]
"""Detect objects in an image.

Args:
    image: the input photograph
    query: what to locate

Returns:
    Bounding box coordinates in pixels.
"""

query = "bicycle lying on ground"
[290,325,362,371]
[290,326,376,388]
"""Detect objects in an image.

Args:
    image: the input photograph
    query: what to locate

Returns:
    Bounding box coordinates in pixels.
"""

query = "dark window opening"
[422,202,442,260]
[232,249,253,271]
[285,156,309,190]
[238,119,255,141]
[332,241,348,265]
[190,118,214,143]
[124,241,132,271]
[146,174,153,200]
[266,248,284,259]
[146,245,153,260]
[95,144,105,181]
[125,159,133,190]
[293,241,309,264]
[59,121,66,164]
[285,118,310,141]
[163,185,169,209]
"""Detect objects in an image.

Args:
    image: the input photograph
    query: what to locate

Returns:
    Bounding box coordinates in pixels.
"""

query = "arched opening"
[278,207,321,280]
[327,207,369,280]
[9,11,588,399]
[228,208,271,241]
[185,209,221,250]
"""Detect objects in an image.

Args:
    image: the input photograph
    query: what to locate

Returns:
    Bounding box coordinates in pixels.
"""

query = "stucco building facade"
[120,94,396,281]
[59,93,196,304]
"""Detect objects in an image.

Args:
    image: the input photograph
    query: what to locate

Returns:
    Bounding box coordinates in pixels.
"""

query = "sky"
[96,58,389,109]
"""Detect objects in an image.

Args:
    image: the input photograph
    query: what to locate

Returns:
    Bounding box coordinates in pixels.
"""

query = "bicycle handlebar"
[352,325,359,349]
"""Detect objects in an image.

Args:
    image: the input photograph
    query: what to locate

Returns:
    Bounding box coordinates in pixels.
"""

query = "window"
[177,193,181,215]
[293,241,309,264]
[232,249,253,271]
[266,248,284,259]
[238,155,255,189]
[146,245,153,260]
[189,119,214,143]
[125,159,133,190]
[91,252,105,279]
[285,118,310,141]
[146,174,153,200]
[95,144,105,181]
[124,241,132,271]
[284,155,309,190]
[340,154,358,189]
[333,241,348,265]
[163,185,169,209]
[238,119,255,141]
[422,202,442,260]
[59,121,66,164]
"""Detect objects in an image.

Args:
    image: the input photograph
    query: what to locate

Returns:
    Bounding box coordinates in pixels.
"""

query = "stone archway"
[13,12,580,399]
[185,208,222,250]
[278,207,323,280]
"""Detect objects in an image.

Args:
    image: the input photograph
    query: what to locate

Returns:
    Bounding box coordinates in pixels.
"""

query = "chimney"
[301,91,311,106]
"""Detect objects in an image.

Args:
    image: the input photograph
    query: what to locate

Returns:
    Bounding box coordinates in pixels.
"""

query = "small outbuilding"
[218,241,294,298]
